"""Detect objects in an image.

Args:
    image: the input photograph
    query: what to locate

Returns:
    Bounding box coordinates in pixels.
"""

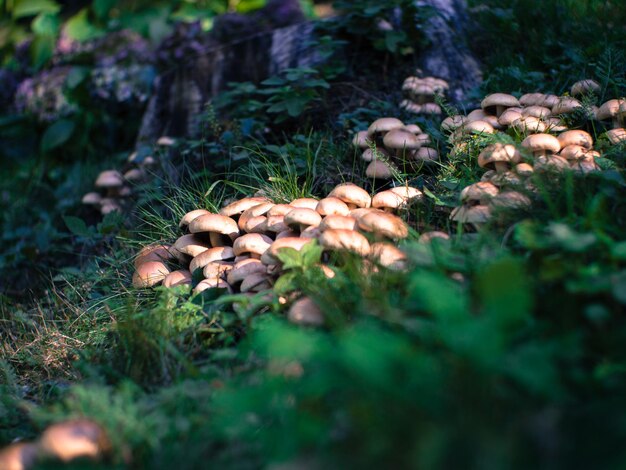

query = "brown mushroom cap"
[238,202,275,231]
[352,130,372,149]
[369,242,407,270]
[203,260,234,280]
[372,186,422,212]
[460,181,500,204]
[522,105,551,119]
[316,197,350,216]
[0,442,38,470]
[489,191,532,210]
[366,160,395,180]
[571,79,600,96]
[173,234,210,257]
[233,233,273,257]
[219,197,269,218]
[596,99,625,124]
[498,108,523,127]
[134,244,175,268]
[463,120,495,135]
[82,192,102,205]
[162,270,193,288]
[521,133,561,157]
[450,205,491,224]
[329,183,371,208]
[421,103,442,115]
[552,97,582,114]
[358,211,408,239]
[288,297,324,326]
[361,146,390,163]
[607,128,626,145]
[284,208,322,231]
[95,170,124,189]
[441,115,467,132]
[477,144,521,173]
[240,272,272,293]
[557,130,593,149]
[367,117,404,138]
[226,258,266,284]
[559,145,587,160]
[319,229,371,256]
[481,93,520,117]
[318,215,357,232]
[515,163,534,177]
[418,231,450,243]
[38,420,110,463]
[189,213,240,241]
[403,123,422,134]
[189,246,236,273]
[179,209,211,229]
[133,261,170,288]
[511,116,546,133]
[262,237,314,265]
[383,128,422,151]
[534,155,570,172]
[287,198,318,210]
[194,278,231,294]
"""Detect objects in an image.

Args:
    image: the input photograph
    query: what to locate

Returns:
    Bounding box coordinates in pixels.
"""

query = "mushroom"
[511,116,546,134]
[358,211,408,240]
[382,128,422,156]
[194,278,231,295]
[162,270,192,288]
[367,117,405,141]
[498,108,523,127]
[515,163,534,177]
[189,214,240,247]
[361,146,390,163]
[203,260,234,281]
[227,258,267,284]
[284,208,322,232]
[450,205,491,224]
[552,97,582,115]
[481,93,520,117]
[418,231,450,243]
[571,79,600,97]
[173,234,210,257]
[369,242,407,270]
[557,129,593,150]
[232,233,273,259]
[0,442,38,470]
[607,128,626,145]
[133,261,170,288]
[95,170,125,197]
[240,272,272,293]
[477,143,521,173]
[261,237,313,265]
[412,147,439,162]
[521,133,561,158]
[489,191,532,210]
[352,130,372,149]
[219,197,269,218]
[366,160,395,180]
[559,145,587,161]
[316,197,351,216]
[81,192,102,206]
[38,420,110,463]
[189,246,236,274]
[134,244,175,268]
[522,105,551,119]
[179,209,211,230]
[441,115,467,132]
[319,215,359,231]
[288,297,324,326]
[460,182,499,205]
[329,183,371,209]
[289,198,319,210]
[319,229,370,256]
[534,155,570,172]
[596,99,626,128]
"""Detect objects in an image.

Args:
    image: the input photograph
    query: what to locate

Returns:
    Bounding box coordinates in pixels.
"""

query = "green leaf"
[41,119,75,152]
[65,8,104,42]
[611,241,626,261]
[276,247,302,270]
[63,216,91,237]
[235,0,266,13]
[301,241,323,267]
[273,272,297,295]
[13,0,60,18]
[92,0,116,20]
[32,12,60,36]
[65,66,90,89]
[30,34,54,69]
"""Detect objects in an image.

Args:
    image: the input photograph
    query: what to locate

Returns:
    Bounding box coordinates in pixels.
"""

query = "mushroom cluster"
[352,117,438,180]
[81,136,175,215]
[0,420,110,469]
[445,79,617,226]
[131,183,424,307]
[399,75,448,115]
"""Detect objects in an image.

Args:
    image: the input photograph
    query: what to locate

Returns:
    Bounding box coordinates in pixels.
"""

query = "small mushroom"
[133,261,170,288]
[319,229,370,256]
[521,133,561,158]
[358,211,408,240]
[329,183,371,209]
[189,214,240,247]
[477,143,521,173]
[0,442,38,470]
[288,297,324,326]
[233,233,273,259]
[557,130,593,150]
[162,270,192,288]
[38,420,110,463]
[481,93,520,117]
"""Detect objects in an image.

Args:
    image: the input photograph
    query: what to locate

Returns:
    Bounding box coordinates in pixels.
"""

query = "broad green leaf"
[65,8,104,41]
[32,12,60,36]
[30,34,54,69]
[41,119,75,152]
[63,215,91,237]
[13,0,60,18]
[235,0,266,14]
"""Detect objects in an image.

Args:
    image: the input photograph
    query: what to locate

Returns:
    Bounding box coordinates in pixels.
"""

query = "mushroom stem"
[496,105,506,117]
[494,161,508,174]
[533,150,548,158]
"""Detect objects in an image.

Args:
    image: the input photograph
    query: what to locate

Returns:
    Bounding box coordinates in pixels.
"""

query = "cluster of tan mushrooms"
[444,79,624,225]
[352,117,438,179]
[81,136,175,215]
[130,182,441,324]
[399,75,448,115]
[0,420,109,470]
